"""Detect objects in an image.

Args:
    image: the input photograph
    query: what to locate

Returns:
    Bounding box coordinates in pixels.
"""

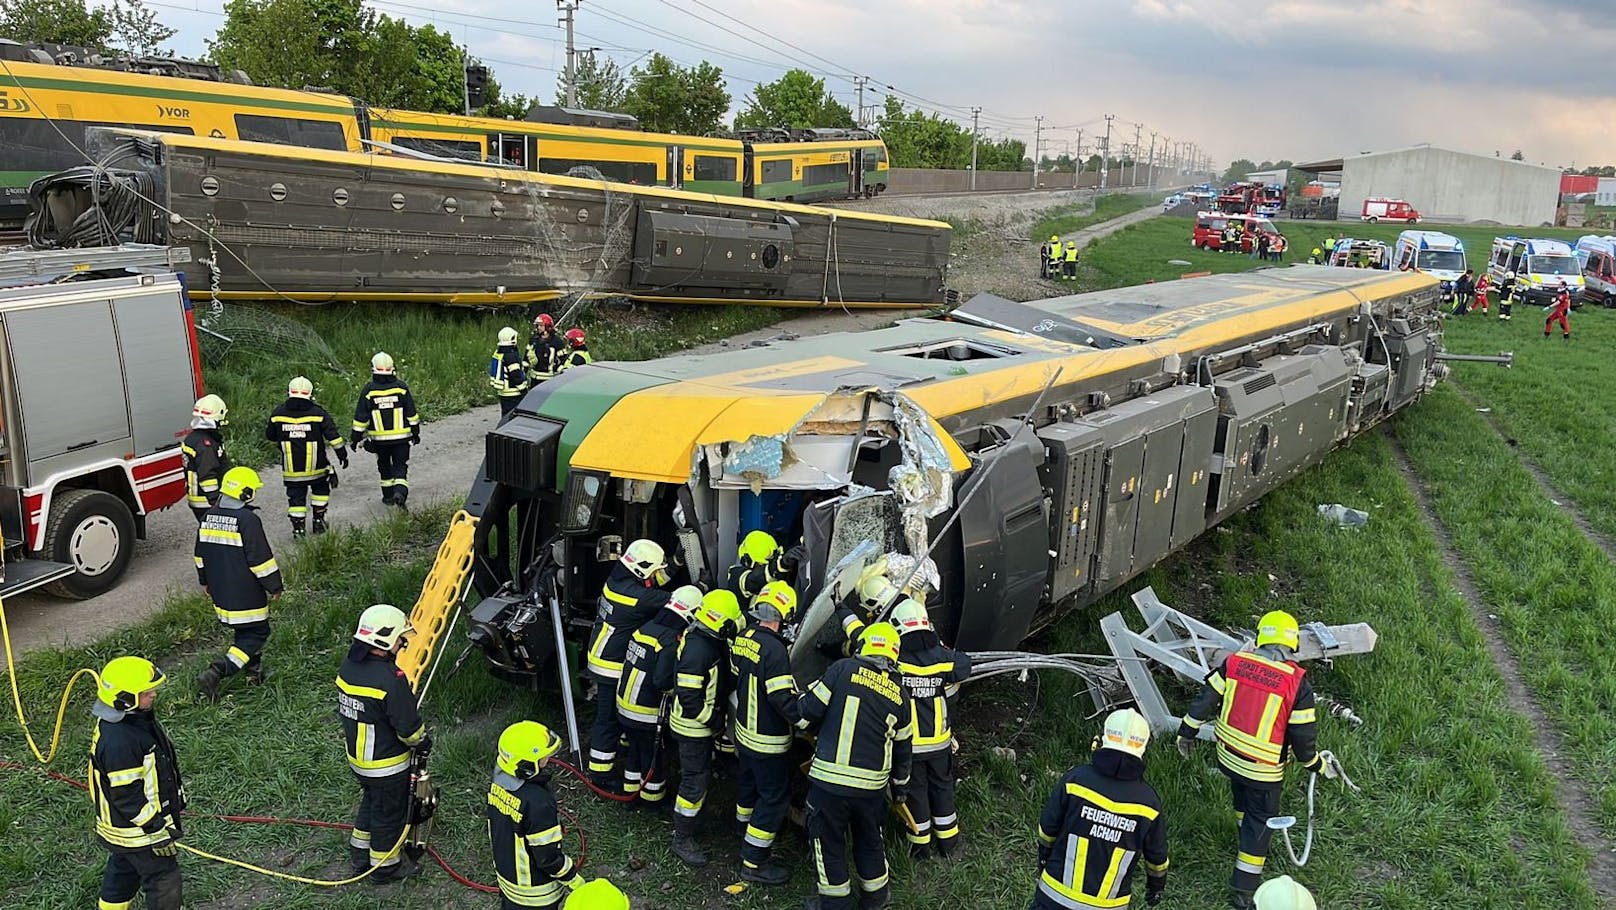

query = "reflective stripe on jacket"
[336,649,426,778]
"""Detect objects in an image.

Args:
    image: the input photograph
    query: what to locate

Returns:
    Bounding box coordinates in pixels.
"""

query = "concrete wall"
[885,167,1149,195]
[1337,147,1561,226]
[1598,177,1616,207]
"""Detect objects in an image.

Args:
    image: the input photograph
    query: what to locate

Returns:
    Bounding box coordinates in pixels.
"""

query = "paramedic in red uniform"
[1545,280,1572,340]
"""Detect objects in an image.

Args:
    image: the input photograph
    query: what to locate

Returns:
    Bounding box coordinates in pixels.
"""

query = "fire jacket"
[487,769,581,906]
[335,646,427,779]
[489,344,531,400]
[1178,648,1321,785]
[1036,751,1168,909]
[669,626,730,740]
[265,397,345,481]
[195,502,282,623]
[89,702,186,852]
[897,631,972,754]
[615,609,685,730]
[560,348,593,372]
[526,332,566,380]
[800,654,912,795]
[730,623,804,754]
[351,377,420,444]
[181,427,227,510]
[585,564,671,680]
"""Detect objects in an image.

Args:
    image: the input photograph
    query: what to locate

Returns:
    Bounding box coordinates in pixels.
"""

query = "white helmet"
[620,539,666,581]
[498,326,519,346]
[288,376,313,399]
[858,576,900,612]
[354,603,413,651]
[371,351,395,375]
[192,393,228,426]
[1506,270,1516,280]
[1254,875,1318,910]
[667,585,704,622]
[891,597,931,633]
[1098,707,1151,759]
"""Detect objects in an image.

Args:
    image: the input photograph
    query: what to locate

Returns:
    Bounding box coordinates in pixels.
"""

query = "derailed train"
[461,266,1459,684]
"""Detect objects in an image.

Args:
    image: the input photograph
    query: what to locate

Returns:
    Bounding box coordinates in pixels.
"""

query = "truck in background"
[1362,197,1421,223]
[1573,235,1616,307]
[1,245,200,599]
[1488,236,1585,308]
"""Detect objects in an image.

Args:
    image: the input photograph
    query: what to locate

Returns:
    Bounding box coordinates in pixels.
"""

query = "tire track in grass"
[1388,431,1616,897]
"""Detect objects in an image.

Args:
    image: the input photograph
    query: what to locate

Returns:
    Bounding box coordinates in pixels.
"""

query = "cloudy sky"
[149,0,1612,169]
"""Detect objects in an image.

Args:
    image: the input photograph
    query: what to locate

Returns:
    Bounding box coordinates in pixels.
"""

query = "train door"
[667,145,684,189]
[742,144,756,198]
[845,151,858,198]
[490,133,533,169]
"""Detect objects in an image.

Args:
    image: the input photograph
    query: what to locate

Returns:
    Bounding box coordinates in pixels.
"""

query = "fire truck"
[1216,181,1286,216]
[1,245,200,599]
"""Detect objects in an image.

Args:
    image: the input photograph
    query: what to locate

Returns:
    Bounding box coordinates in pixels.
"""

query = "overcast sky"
[149,0,1612,169]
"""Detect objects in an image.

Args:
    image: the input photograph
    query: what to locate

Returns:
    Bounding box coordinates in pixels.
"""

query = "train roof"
[557,266,1433,482]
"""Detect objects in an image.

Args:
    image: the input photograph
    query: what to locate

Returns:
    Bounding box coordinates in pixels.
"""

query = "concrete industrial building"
[1295,145,1560,226]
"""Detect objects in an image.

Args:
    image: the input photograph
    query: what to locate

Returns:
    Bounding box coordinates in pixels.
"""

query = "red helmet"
[565,327,586,347]
[533,313,554,330]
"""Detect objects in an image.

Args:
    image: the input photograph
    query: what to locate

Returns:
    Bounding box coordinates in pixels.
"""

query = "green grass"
[1029,192,1157,242]
[205,302,783,466]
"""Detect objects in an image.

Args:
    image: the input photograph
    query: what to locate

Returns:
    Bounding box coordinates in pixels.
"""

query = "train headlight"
[561,470,609,533]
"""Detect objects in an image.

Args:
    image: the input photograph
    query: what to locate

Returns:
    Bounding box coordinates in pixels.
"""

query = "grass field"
[1029,192,1157,243]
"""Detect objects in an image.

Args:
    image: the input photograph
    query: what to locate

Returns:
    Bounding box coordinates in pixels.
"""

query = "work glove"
[151,825,181,857]
[559,871,585,890]
[888,782,908,806]
[1145,874,1167,906]
[358,436,375,453]
[328,470,340,491]
[414,734,434,759]
[780,545,806,572]
[1176,736,1195,760]
[410,435,420,446]
[1316,751,1340,780]
[1037,844,1052,868]
[337,449,350,469]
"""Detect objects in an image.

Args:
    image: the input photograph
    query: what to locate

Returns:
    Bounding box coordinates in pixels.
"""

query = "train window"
[861,147,886,167]
[0,120,195,171]
[538,158,658,185]
[879,339,1021,360]
[389,136,482,161]
[760,159,793,183]
[234,114,347,151]
[692,155,737,182]
[801,162,850,186]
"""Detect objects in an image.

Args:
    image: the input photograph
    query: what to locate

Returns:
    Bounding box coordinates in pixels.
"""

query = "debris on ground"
[1317,503,1370,528]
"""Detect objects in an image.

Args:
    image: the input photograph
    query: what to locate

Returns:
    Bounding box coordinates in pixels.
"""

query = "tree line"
[2,0,1032,170]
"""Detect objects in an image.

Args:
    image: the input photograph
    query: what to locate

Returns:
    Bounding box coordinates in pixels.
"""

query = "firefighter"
[491,326,531,419]
[1498,270,1516,320]
[585,539,673,791]
[90,656,185,910]
[1255,876,1316,910]
[615,585,703,806]
[194,467,282,703]
[799,622,912,910]
[1308,247,1321,265]
[891,597,971,857]
[337,603,430,882]
[1176,610,1328,910]
[565,879,630,908]
[487,720,586,909]
[1038,234,1057,279]
[730,580,806,885]
[726,530,802,606]
[181,394,230,524]
[669,589,742,868]
[1062,240,1079,279]
[352,352,421,509]
[560,328,593,371]
[1545,280,1572,340]
[1046,235,1064,279]
[834,574,900,653]
[1032,708,1168,909]
[1474,273,1492,315]
[266,376,348,536]
[527,313,566,385]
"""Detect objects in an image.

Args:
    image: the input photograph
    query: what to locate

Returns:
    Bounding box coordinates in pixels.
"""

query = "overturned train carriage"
[29,129,949,307]
[463,266,1449,684]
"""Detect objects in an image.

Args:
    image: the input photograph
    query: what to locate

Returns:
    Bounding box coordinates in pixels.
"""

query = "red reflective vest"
[1214,652,1304,781]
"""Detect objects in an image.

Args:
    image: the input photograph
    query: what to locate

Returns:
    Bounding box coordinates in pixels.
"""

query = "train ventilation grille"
[1241,373,1276,395]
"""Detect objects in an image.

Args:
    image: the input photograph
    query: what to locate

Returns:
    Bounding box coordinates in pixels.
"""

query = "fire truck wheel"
[41,489,136,600]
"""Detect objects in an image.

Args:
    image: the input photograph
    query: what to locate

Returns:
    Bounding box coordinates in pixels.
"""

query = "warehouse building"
[1295,144,1560,226]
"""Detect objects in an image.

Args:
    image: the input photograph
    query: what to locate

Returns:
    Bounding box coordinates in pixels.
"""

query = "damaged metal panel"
[954,434,1050,650]
[631,210,794,292]
[1035,421,1106,603]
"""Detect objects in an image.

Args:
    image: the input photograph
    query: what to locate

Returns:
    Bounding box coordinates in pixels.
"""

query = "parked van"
[1573,235,1616,307]
[1393,231,1467,284]
[1361,198,1421,224]
[1488,237,1585,307]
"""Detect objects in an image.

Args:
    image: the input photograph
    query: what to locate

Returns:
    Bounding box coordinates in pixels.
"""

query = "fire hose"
[1269,750,1360,867]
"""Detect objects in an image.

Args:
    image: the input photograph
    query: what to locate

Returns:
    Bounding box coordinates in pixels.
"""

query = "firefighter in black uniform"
[526,313,565,385]
[560,328,593,371]
[730,580,805,886]
[614,585,703,805]
[181,394,229,524]
[890,597,972,857]
[832,574,900,658]
[585,539,672,791]
[1033,708,1170,909]
[669,589,743,868]
[90,655,185,910]
[351,351,421,508]
[799,622,912,910]
[265,376,347,536]
[725,530,803,606]
[491,327,531,419]
[337,603,431,882]
[194,467,282,703]
[487,720,586,909]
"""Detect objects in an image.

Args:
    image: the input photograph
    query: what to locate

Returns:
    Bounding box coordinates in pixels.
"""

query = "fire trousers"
[209,619,270,680]
[736,745,793,867]
[351,769,412,870]
[1225,769,1283,895]
[284,476,331,523]
[369,440,410,504]
[904,749,960,849]
[586,670,621,784]
[98,842,182,910]
[805,783,890,910]
[672,733,715,836]
[620,722,667,803]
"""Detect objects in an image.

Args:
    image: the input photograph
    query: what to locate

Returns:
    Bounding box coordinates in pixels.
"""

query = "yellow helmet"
[218,466,263,502]
[496,720,561,778]
[98,656,165,710]
[1098,707,1151,759]
[354,603,413,650]
[667,585,704,623]
[371,351,395,374]
[620,539,666,581]
[694,589,742,636]
[737,530,778,566]
[890,597,930,633]
[858,622,900,664]
[1049,234,1060,244]
[288,376,313,399]
[565,878,630,909]
[1254,875,1317,910]
[750,580,797,623]
[192,393,228,425]
[858,576,899,613]
[1256,610,1301,651]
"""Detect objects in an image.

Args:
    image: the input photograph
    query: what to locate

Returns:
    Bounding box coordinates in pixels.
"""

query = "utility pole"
[1130,122,1143,187]
[1073,128,1084,189]
[1147,131,1157,191]
[558,0,581,108]
[969,106,981,191]
[853,76,870,127]
[461,46,471,116]
[1033,115,1044,189]
[1100,113,1114,191]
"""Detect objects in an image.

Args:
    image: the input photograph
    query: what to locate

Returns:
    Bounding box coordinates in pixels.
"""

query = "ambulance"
[1488,237,1585,308]
[1393,231,1467,285]
[1573,235,1616,307]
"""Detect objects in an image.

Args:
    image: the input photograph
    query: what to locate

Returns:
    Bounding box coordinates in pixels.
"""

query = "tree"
[556,50,626,111]
[734,68,854,130]
[0,0,113,48]
[1510,149,1525,161]
[1220,158,1258,184]
[480,73,532,120]
[621,53,730,135]
[108,0,175,55]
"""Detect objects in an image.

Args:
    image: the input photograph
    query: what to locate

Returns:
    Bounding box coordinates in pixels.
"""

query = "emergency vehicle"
[0,245,200,599]
[1327,239,1391,270]
[1573,235,1616,307]
[1488,237,1584,308]
[1393,231,1467,284]
[1215,182,1285,216]
[1191,212,1281,253]
[1361,198,1421,223]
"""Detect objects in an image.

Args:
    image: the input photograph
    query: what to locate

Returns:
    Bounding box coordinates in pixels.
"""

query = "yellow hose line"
[178,826,412,886]
[0,591,101,765]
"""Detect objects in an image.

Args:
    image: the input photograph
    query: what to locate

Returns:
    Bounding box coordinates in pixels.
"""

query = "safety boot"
[935,835,962,858]
[393,488,410,511]
[196,666,222,703]
[1231,891,1257,910]
[741,860,790,885]
[244,665,266,686]
[290,517,306,537]
[311,510,329,535]
[861,886,892,910]
[671,832,708,867]
[370,856,422,884]
[350,846,370,873]
[908,839,931,860]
